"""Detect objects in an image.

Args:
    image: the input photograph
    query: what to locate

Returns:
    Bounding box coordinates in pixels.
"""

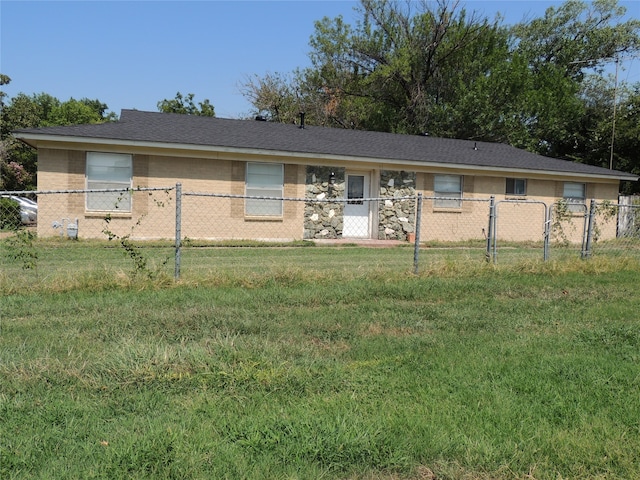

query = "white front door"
[343,172,370,238]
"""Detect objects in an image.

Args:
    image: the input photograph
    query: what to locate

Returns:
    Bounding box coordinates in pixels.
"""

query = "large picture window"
[245,162,284,216]
[563,182,586,213]
[86,152,132,212]
[434,174,462,208]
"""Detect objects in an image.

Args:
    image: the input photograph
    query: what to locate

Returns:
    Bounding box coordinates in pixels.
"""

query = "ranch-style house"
[14,109,638,242]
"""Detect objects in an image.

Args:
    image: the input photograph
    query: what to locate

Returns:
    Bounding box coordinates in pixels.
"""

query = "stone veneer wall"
[304,167,416,240]
[304,167,346,239]
[378,170,416,241]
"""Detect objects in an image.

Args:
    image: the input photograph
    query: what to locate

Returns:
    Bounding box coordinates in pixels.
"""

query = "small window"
[86,152,132,212]
[434,174,462,208]
[506,178,527,196]
[563,182,586,213]
[347,175,365,205]
[245,162,284,216]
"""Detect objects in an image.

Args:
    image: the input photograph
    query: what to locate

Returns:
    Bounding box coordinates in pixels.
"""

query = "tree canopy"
[0,77,117,190]
[157,92,215,117]
[240,0,640,190]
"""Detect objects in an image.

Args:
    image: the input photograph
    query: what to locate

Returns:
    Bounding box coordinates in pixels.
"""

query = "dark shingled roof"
[15,109,638,181]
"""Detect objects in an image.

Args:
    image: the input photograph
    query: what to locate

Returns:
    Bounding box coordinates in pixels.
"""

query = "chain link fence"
[590,196,640,258]
[2,187,639,287]
[1,188,177,288]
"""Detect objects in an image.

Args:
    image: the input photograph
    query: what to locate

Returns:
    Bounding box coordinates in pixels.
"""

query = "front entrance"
[343,172,371,238]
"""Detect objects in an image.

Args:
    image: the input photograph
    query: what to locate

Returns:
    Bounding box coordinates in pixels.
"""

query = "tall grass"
[1,251,639,479]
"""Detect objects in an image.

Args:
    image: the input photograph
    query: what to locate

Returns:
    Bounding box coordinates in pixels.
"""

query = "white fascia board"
[17,133,638,182]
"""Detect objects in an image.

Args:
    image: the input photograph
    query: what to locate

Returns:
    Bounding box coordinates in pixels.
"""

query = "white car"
[1,195,37,225]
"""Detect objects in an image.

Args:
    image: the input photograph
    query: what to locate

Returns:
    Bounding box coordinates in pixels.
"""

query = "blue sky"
[2,0,638,119]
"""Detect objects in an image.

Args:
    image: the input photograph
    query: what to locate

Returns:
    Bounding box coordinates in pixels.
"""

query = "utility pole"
[609,56,619,170]
[570,56,623,171]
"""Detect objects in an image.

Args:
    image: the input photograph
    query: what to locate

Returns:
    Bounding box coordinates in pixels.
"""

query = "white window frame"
[563,182,586,213]
[86,152,133,212]
[245,162,284,216]
[506,178,527,196]
[434,174,462,208]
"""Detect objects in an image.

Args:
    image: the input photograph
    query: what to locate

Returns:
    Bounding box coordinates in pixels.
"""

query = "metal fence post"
[582,199,596,259]
[486,196,495,263]
[413,193,423,275]
[175,183,182,279]
[543,203,550,262]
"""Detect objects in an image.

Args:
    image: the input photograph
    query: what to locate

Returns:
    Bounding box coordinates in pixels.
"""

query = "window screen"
[434,174,462,208]
[563,182,586,213]
[506,178,527,196]
[86,152,132,211]
[245,162,284,216]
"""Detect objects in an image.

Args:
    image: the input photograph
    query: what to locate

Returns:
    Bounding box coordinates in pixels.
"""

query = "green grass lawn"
[1,246,639,479]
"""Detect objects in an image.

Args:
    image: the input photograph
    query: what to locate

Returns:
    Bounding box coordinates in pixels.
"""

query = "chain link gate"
[490,199,550,264]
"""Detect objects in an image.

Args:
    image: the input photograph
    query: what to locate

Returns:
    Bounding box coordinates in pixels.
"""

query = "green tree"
[612,84,640,192]
[507,0,640,157]
[242,0,639,172]
[44,98,117,126]
[0,74,11,108]
[0,77,116,190]
[0,91,46,190]
[558,77,640,193]
[241,1,510,134]
[512,0,640,78]
[240,72,303,124]
[157,92,215,116]
[305,0,511,135]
